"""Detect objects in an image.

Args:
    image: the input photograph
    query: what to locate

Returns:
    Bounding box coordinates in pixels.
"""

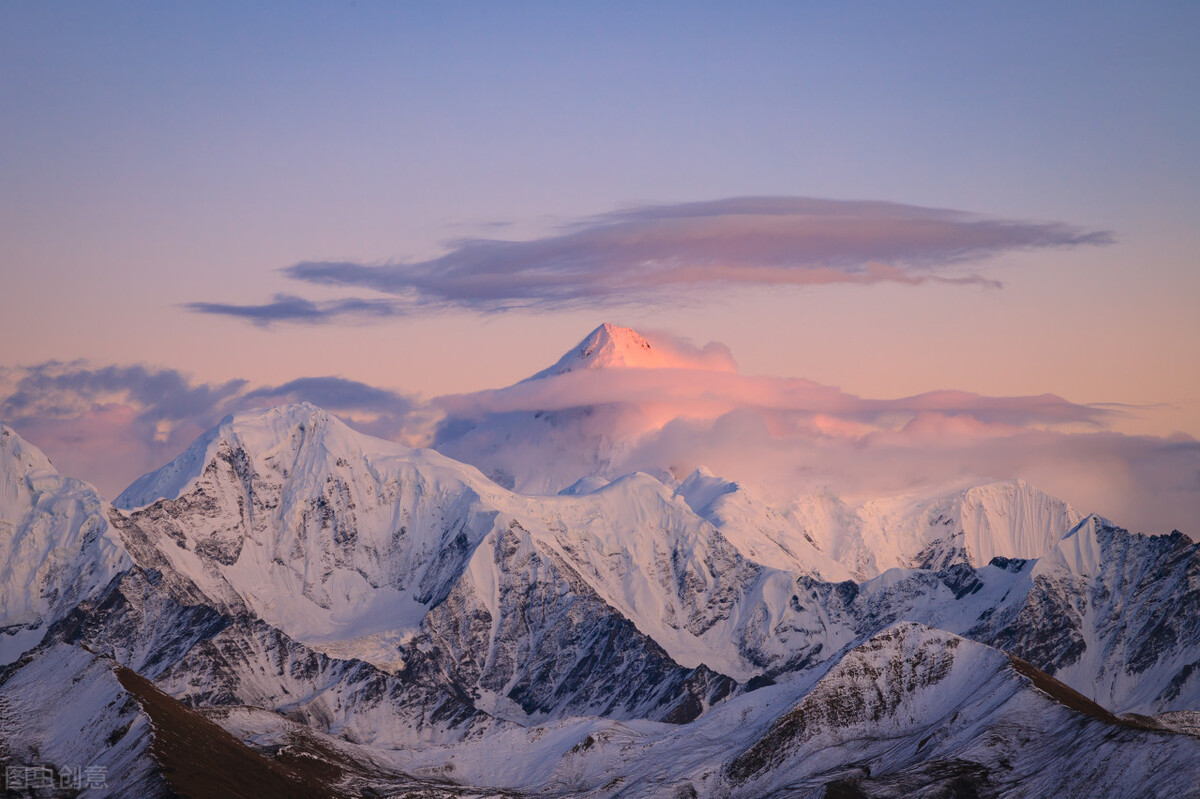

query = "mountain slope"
[361,624,1200,798]
[0,642,342,798]
[724,623,1200,798]
[0,644,167,797]
[977,515,1200,714]
[49,565,497,749]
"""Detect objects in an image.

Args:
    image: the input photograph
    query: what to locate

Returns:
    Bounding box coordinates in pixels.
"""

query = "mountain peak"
[0,424,56,478]
[587,321,651,349]
[527,322,710,380]
[114,402,349,510]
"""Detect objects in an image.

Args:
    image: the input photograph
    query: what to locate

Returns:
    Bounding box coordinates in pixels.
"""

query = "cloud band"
[186,197,1113,325]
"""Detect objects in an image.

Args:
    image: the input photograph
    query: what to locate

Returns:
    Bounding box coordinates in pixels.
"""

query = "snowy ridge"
[987,516,1200,714]
[0,426,129,663]
[795,478,1081,579]
[1033,512,1110,579]
[678,469,1080,582]
[0,644,166,796]
[46,564,498,750]
[950,479,1082,565]
[115,423,223,511]
[722,623,1200,798]
[675,467,854,582]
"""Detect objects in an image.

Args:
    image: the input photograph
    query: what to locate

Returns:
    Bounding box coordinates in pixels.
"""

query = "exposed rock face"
[419,519,735,724]
[976,516,1200,713]
[725,624,1200,799]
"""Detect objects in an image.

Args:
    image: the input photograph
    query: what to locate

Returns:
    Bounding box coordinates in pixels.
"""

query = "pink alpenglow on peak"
[526,323,737,380]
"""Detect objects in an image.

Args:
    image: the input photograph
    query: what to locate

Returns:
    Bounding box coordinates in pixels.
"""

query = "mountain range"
[1,324,1198,798]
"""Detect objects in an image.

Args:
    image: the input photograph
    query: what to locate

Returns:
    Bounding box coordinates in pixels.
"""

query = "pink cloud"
[2,330,1193,536]
[431,343,1196,534]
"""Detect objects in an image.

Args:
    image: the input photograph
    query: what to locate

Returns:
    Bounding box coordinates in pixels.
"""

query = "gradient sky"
[2,3,1199,521]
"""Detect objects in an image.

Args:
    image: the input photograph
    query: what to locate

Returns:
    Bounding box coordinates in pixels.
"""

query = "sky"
[2,2,1198,529]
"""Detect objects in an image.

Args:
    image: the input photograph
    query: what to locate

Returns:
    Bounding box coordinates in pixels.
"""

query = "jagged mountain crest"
[102,406,770,679]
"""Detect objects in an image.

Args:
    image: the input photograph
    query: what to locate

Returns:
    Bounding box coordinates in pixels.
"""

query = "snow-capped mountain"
[433,322,734,493]
[1,324,1198,797]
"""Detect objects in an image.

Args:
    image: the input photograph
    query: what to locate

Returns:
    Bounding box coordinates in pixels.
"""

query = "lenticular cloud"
[185,197,1113,324]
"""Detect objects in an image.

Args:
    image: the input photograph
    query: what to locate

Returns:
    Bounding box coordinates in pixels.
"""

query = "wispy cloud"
[186,197,1113,325]
[183,294,407,327]
[621,411,1200,536]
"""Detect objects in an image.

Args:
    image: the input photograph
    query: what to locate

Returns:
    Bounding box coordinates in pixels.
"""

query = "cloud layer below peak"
[4,319,1192,537]
[186,197,1112,325]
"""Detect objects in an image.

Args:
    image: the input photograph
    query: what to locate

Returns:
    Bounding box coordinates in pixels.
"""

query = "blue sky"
[2,2,1199,521]
[5,2,1197,222]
